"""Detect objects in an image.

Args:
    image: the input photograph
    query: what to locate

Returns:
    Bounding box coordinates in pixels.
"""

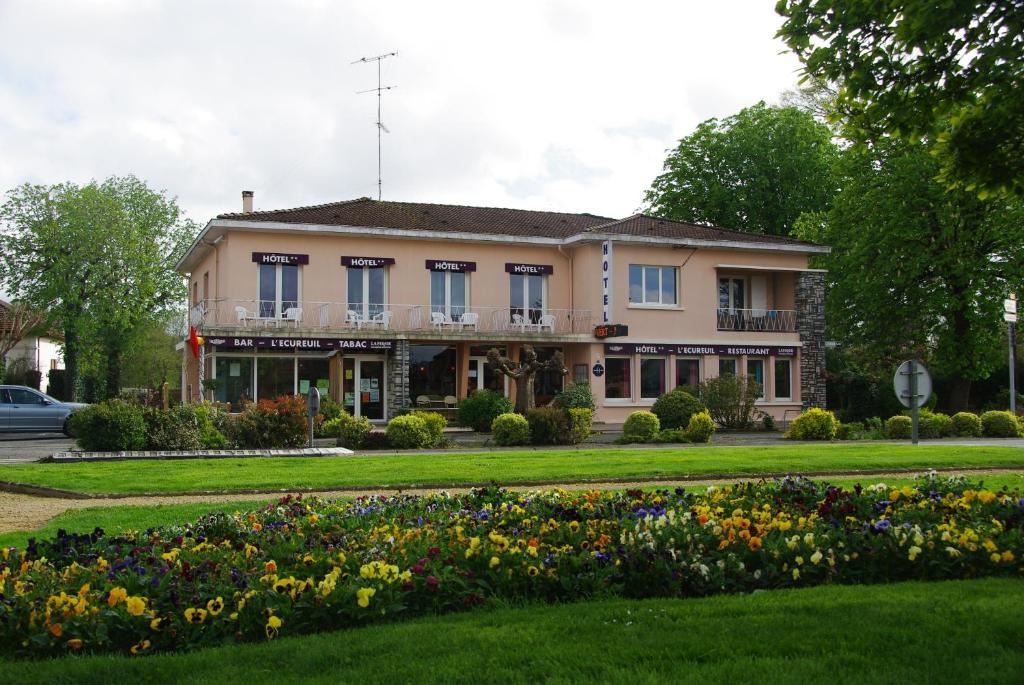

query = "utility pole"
[352,51,397,201]
[1006,294,1018,413]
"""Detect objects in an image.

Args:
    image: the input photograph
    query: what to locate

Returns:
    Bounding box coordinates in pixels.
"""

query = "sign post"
[1005,296,1017,414]
[307,386,321,448]
[894,360,932,445]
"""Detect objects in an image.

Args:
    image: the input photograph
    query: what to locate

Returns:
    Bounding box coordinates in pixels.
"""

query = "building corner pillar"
[795,271,826,410]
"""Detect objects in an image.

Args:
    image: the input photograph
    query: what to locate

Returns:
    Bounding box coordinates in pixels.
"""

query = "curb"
[45,447,354,463]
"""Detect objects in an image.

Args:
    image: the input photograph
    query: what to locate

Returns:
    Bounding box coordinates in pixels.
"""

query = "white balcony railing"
[189,300,593,335]
[716,308,796,332]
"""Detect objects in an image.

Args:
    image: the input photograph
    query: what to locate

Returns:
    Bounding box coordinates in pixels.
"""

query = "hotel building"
[177,194,828,423]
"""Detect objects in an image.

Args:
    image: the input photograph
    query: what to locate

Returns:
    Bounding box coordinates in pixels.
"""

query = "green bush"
[698,374,761,428]
[836,421,864,440]
[651,389,705,430]
[193,402,231,449]
[785,408,839,440]
[553,382,596,411]
[67,399,148,452]
[47,369,68,401]
[652,428,690,444]
[526,407,570,445]
[386,414,432,449]
[916,410,952,439]
[323,411,373,449]
[567,408,593,444]
[145,405,204,451]
[457,390,514,432]
[950,412,983,438]
[684,410,716,443]
[408,411,447,447]
[623,411,660,443]
[762,413,776,431]
[229,395,309,449]
[980,410,1021,438]
[491,413,531,446]
[886,415,913,439]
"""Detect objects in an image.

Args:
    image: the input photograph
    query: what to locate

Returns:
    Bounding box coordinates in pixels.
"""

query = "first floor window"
[605,357,631,400]
[675,358,699,389]
[640,357,667,399]
[430,270,468,318]
[719,358,737,377]
[259,264,299,318]
[629,265,677,305]
[348,266,387,318]
[256,357,295,401]
[215,357,254,411]
[775,358,792,400]
[409,345,457,399]
[747,358,765,398]
[718,277,745,311]
[510,273,546,323]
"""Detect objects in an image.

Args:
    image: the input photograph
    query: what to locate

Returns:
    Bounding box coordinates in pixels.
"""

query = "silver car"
[0,385,88,435]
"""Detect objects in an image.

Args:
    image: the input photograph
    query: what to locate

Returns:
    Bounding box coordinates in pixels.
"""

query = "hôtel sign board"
[604,343,797,357]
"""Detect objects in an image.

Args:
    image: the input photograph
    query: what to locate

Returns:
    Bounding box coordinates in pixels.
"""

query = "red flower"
[426,575,439,588]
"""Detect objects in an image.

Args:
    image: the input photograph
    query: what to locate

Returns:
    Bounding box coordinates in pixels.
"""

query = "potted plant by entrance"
[201,377,221,402]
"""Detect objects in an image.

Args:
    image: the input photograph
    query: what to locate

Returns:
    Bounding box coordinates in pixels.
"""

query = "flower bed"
[1,474,1022,658]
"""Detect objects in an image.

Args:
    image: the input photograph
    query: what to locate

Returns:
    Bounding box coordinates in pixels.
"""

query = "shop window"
[675,358,700,389]
[410,345,457,401]
[215,357,254,411]
[573,363,588,384]
[640,358,667,399]
[259,264,300,318]
[297,358,330,397]
[510,273,546,324]
[431,270,468,318]
[256,357,295,401]
[775,358,792,400]
[719,358,737,377]
[748,358,766,398]
[629,266,677,306]
[604,357,632,400]
[347,266,387,319]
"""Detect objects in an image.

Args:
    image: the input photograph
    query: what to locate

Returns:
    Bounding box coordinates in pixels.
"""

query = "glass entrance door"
[342,357,386,420]
[468,356,507,397]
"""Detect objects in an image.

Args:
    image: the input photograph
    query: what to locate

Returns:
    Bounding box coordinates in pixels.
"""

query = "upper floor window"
[506,263,551,324]
[258,263,300,318]
[629,265,677,306]
[431,270,468,318]
[343,257,394,319]
[718,277,745,311]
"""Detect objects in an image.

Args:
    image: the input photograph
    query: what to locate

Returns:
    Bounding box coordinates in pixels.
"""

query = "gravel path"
[2,468,1020,535]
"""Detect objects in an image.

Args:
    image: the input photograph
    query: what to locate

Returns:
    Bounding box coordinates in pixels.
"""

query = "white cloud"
[0,0,803,224]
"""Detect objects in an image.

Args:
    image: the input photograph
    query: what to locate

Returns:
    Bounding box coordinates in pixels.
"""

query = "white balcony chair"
[458,312,479,331]
[370,310,393,329]
[282,307,303,327]
[431,311,454,330]
[346,309,366,328]
[538,314,555,333]
[235,305,257,327]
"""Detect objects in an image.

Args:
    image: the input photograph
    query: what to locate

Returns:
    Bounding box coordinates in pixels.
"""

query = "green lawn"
[3,578,1021,684]
[2,444,1023,495]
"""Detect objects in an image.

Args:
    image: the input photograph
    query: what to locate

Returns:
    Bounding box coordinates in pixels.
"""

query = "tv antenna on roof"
[352,51,397,201]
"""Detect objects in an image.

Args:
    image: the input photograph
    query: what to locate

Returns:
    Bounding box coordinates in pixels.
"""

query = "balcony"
[716,308,796,332]
[190,300,593,337]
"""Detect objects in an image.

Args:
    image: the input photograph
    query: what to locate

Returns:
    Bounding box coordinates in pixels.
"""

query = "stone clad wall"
[795,272,826,410]
[387,339,410,417]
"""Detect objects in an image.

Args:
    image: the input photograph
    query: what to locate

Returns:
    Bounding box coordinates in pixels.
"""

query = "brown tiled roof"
[218,198,820,248]
[219,198,613,239]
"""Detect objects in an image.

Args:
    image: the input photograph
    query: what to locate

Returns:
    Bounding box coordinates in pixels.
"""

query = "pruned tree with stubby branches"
[486,345,567,413]
[0,300,46,377]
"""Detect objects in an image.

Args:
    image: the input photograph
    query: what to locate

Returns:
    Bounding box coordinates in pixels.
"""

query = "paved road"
[0,434,75,463]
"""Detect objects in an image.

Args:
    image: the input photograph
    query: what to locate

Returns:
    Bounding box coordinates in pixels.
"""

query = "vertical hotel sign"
[601,240,613,324]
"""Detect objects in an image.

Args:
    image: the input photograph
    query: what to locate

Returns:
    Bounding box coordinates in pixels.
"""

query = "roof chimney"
[242,190,254,213]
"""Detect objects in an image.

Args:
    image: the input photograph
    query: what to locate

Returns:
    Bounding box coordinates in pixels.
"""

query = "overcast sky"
[0,0,803,225]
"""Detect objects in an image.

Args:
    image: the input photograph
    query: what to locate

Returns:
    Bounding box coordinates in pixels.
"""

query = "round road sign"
[893,360,932,409]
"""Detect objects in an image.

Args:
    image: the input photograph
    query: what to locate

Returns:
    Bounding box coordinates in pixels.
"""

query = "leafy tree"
[776,0,1024,197]
[796,139,1024,410]
[0,300,46,375]
[0,177,195,400]
[487,345,567,413]
[644,102,838,236]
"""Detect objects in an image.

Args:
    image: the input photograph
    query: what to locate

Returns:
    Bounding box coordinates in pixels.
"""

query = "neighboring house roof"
[0,300,62,342]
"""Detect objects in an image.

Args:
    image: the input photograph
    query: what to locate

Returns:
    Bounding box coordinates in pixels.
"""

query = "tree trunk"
[946,375,972,413]
[64,327,79,402]
[105,343,122,400]
[514,374,535,413]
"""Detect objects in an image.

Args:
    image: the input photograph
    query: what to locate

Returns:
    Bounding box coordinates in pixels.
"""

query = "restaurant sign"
[340,256,396,268]
[426,260,477,272]
[603,343,797,357]
[251,252,309,265]
[208,336,395,351]
[505,263,554,275]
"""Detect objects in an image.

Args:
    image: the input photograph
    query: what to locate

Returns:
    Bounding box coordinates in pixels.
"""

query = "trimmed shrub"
[457,390,514,432]
[553,382,596,411]
[651,389,705,430]
[698,374,761,428]
[784,408,839,440]
[886,415,913,439]
[981,410,1021,438]
[836,422,864,440]
[762,413,776,431]
[652,428,690,444]
[193,402,231,449]
[526,407,570,445]
[917,410,952,439]
[408,411,447,448]
[623,411,660,443]
[684,410,716,443]
[145,405,203,451]
[229,395,308,449]
[950,412,983,438]
[386,414,432,449]
[491,413,531,446]
[362,430,390,450]
[67,399,147,452]
[323,412,372,449]
[567,408,593,445]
